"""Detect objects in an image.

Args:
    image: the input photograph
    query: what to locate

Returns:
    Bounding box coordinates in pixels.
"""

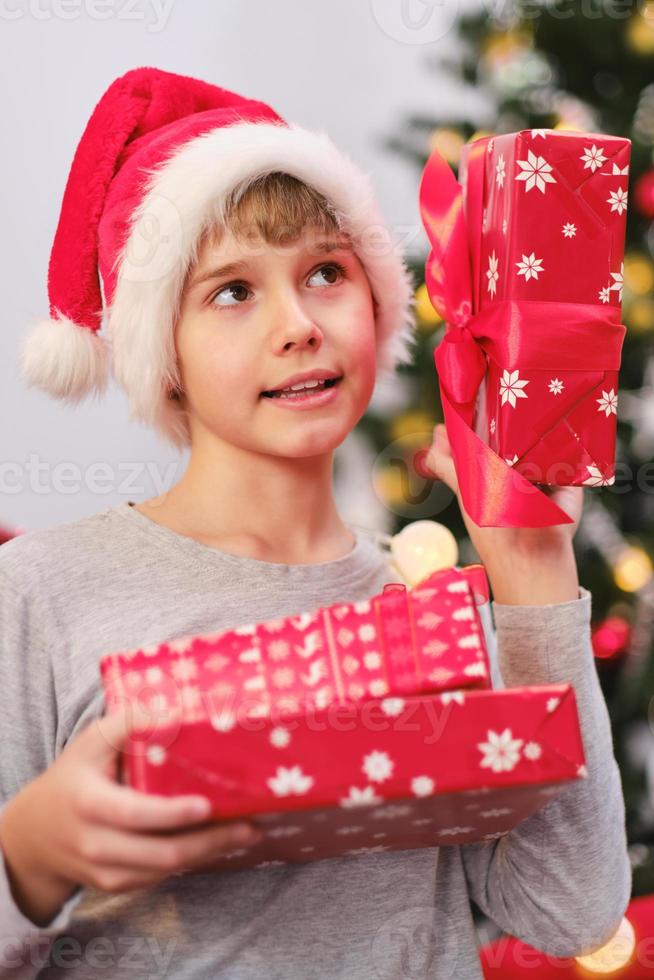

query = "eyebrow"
[188,238,355,290]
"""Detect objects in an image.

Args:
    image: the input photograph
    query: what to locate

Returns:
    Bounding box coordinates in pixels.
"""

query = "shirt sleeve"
[460,586,632,959]
[0,562,86,975]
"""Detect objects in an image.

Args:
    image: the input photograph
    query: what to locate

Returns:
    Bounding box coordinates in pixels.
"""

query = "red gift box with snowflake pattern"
[99,566,492,724]
[459,129,630,487]
[111,683,586,870]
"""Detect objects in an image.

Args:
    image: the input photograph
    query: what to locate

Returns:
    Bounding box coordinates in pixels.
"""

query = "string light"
[415,282,443,329]
[389,520,459,586]
[573,914,636,973]
[614,545,654,593]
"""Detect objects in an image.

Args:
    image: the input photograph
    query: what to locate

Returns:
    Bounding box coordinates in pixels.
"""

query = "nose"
[267,287,324,354]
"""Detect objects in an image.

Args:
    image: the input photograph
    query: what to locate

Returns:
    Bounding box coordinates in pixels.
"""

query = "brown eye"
[210,282,251,308]
[307,262,348,287]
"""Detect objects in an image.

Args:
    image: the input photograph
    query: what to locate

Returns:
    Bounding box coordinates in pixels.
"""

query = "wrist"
[0,789,78,927]
[484,541,579,606]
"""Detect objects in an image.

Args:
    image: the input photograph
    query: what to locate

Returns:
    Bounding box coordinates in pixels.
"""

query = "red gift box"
[418,128,630,526]
[113,683,586,870]
[461,129,630,487]
[100,565,492,723]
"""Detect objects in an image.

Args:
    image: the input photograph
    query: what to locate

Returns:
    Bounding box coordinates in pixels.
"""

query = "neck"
[143,440,354,563]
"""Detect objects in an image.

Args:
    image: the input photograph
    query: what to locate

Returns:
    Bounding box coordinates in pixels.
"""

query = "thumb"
[76,701,183,764]
[424,424,459,495]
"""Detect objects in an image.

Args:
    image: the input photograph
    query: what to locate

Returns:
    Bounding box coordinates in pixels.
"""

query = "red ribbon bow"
[417,143,626,527]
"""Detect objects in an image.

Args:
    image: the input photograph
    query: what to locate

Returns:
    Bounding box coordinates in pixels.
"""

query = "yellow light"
[553,119,586,132]
[624,251,654,296]
[627,5,654,55]
[574,915,636,973]
[614,545,654,592]
[388,412,435,443]
[482,30,533,63]
[626,296,654,332]
[469,128,494,145]
[373,465,407,509]
[415,282,443,328]
[428,127,465,166]
[390,520,459,586]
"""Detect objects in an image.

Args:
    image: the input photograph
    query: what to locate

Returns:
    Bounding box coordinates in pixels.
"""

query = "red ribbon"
[418,143,626,528]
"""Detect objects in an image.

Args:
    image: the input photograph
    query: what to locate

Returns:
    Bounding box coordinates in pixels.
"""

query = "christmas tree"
[369,0,654,921]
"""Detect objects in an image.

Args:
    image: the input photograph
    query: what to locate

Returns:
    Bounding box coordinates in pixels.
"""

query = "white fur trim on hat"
[19,313,110,402]
[108,119,417,448]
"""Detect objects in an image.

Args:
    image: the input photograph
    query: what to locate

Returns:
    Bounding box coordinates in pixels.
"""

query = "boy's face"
[174,224,378,460]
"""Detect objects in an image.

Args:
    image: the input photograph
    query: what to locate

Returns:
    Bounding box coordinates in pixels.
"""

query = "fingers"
[76,703,182,765]
[75,820,261,873]
[74,774,214,832]
[425,425,459,494]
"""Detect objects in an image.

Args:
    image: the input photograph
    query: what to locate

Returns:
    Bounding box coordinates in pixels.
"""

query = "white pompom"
[19,315,110,402]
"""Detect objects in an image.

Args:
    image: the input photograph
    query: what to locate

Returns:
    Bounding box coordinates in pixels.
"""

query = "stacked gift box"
[100,561,587,871]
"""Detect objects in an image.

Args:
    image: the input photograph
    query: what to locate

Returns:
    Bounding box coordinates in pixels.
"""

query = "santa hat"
[20,66,417,448]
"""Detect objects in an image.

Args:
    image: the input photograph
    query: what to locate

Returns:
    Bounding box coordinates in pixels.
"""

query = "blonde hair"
[165,172,371,445]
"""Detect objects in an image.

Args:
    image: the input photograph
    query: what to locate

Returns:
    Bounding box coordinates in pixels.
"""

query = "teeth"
[283,379,324,392]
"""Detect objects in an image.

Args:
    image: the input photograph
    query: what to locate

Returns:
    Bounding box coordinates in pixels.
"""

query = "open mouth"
[260,377,343,399]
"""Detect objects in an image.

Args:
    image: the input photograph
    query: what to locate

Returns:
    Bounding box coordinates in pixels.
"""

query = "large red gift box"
[100,566,492,722]
[460,129,630,487]
[112,683,586,870]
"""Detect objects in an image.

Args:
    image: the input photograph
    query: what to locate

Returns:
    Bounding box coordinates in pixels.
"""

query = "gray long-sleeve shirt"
[0,501,631,978]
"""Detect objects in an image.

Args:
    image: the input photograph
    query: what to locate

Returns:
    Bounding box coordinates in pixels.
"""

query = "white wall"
[1,0,488,532]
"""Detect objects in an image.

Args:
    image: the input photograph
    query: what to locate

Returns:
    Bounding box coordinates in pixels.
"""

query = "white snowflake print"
[487,138,495,154]
[362,750,394,783]
[597,388,618,417]
[267,765,314,796]
[548,378,564,395]
[486,250,500,297]
[499,369,529,408]
[580,144,608,173]
[440,691,465,706]
[502,217,508,235]
[368,679,387,697]
[515,149,556,193]
[516,251,544,281]
[380,697,405,717]
[599,286,611,304]
[353,600,371,614]
[612,163,629,175]
[146,744,166,766]
[562,222,577,238]
[268,639,291,661]
[463,661,487,678]
[607,188,628,215]
[411,775,436,797]
[346,845,388,856]
[546,696,560,713]
[272,667,295,689]
[480,807,513,818]
[504,455,519,466]
[438,826,474,836]
[270,726,291,748]
[495,154,506,188]
[335,825,365,835]
[609,262,624,301]
[340,786,383,808]
[358,624,376,643]
[171,658,198,683]
[255,860,286,869]
[478,727,524,773]
[371,804,413,820]
[209,710,237,732]
[530,128,549,138]
[364,651,382,670]
[523,741,542,760]
[583,464,612,487]
[490,417,497,434]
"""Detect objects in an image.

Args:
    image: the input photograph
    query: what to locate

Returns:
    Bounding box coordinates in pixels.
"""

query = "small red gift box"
[100,566,492,723]
[459,129,630,487]
[113,683,586,870]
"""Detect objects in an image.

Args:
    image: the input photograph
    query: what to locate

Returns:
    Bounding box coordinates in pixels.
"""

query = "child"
[0,67,630,978]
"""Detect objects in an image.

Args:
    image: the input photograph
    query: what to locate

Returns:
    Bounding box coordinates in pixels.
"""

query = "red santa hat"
[20,66,417,448]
